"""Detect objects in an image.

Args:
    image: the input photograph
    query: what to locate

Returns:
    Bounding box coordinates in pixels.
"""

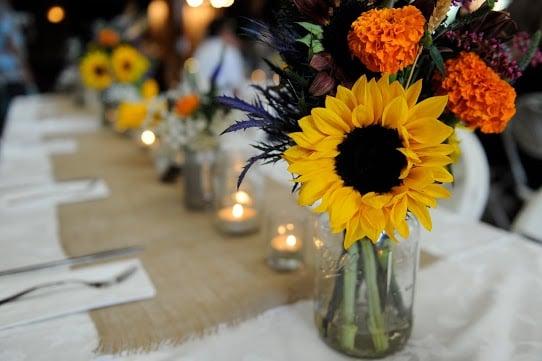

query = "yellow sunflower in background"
[115,101,148,132]
[111,45,149,84]
[140,78,159,99]
[79,51,112,90]
[284,75,455,248]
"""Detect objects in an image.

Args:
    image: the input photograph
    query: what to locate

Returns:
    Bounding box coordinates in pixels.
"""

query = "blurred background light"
[46,5,65,24]
[148,0,170,33]
[186,0,205,7]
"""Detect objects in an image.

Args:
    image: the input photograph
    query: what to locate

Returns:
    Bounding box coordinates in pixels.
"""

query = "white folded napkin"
[8,115,99,137]
[38,116,99,135]
[2,139,78,158]
[0,259,155,331]
[0,179,110,210]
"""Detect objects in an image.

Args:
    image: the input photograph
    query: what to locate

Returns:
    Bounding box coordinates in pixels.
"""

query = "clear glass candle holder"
[214,149,263,235]
[266,211,306,272]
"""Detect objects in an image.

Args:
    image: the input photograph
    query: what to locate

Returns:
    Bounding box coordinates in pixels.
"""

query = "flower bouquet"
[218,0,541,357]
[79,41,155,127]
[174,56,232,209]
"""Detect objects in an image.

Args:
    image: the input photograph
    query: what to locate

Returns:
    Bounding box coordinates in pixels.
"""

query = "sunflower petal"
[382,96,408,128]
[391,196,409,238]
[406,79,423,108]
[408,95,448,120]
[299,116,325,141]
[431,167,454,183]
[325,96,352,126]
[361,192,392,209]
[298,178,334,206]
[352,75,368,105]
[352,104,375,127]
[336,86,358,109]
[406,117,454,145]
[312,108,351,134]
[408,196,432,231]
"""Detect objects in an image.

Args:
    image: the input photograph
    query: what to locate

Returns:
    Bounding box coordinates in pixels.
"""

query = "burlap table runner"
[52,129,314,354]
[52,128,439,354]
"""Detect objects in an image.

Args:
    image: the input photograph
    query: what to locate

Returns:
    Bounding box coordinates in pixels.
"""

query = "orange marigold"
[440,52,516,134]
[175,94,200,118]
[98,28,120,48]
[348,6,425,74]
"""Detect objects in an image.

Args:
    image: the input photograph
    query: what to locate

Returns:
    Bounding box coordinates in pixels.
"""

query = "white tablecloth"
[2,95,542,361]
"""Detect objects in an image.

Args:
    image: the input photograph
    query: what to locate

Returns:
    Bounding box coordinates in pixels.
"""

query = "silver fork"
[0,265,138,306]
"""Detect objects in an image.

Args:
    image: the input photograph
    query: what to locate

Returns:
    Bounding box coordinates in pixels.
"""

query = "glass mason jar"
[183,133,218,210]
[214,149,263,235]
[313,213,420,358]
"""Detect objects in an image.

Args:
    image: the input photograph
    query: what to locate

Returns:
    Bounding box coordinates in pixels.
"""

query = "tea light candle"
[217,202,259,235]
[267,224,304,272]
[271,234,302,253]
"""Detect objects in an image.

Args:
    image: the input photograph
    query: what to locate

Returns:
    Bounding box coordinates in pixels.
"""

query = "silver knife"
[0,246,144,277]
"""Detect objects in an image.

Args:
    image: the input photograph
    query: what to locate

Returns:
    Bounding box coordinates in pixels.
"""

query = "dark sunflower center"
[334,125,407,194]
[122,60,132,71]
[94,65,106,77]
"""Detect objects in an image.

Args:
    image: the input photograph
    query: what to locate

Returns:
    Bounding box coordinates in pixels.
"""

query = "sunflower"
[111,45,149,84]
[115,101,148,132]
[283,75,455,248]
[79,51,112,90]
[140,78,159,99]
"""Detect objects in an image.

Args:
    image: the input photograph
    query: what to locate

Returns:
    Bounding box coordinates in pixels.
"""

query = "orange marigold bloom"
[175,94,200,118]
[98,28,120,48]
[348,6,425,74]
[440,52,516,134]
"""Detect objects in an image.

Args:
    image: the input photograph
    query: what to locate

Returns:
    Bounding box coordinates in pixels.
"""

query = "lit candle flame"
[286,235,297,248]
[232,203,244,219]
[234,191,251,205]
[140,130,156,146]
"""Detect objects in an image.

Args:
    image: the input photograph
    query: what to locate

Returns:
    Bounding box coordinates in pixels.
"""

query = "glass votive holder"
[266,211,306,272]
[214,149,263,235]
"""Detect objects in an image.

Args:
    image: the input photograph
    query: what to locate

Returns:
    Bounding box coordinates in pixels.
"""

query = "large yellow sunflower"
[283,75,455,248]
[79,51,112,90]
[111,45,149,84]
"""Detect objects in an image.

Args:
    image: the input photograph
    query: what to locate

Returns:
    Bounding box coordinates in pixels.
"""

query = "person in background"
[192,18,246,93]
[0,0,34,137]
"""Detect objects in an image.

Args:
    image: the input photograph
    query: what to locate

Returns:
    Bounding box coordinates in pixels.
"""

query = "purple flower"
[445,30,523,81]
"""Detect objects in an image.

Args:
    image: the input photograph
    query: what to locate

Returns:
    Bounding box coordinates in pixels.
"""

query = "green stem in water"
[361,239,390,353]
[340,243,359,351]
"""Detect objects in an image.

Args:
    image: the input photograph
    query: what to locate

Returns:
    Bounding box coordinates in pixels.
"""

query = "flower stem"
[361,239,390,353]
[340,243,359,351]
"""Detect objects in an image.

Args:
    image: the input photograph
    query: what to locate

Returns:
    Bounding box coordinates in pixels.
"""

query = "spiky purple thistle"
[445,30,522,81]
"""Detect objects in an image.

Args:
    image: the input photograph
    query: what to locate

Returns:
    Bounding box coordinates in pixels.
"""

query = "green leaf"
[486,0,495,9]
[429,46,445,75]
[296,34,313,47]
[312,40,324,54]
[296,22,323,37]
[519,30,542,71]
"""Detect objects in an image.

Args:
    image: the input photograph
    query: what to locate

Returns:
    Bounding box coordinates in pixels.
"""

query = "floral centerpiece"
[219,0,540,357]
[79,39,155,127]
